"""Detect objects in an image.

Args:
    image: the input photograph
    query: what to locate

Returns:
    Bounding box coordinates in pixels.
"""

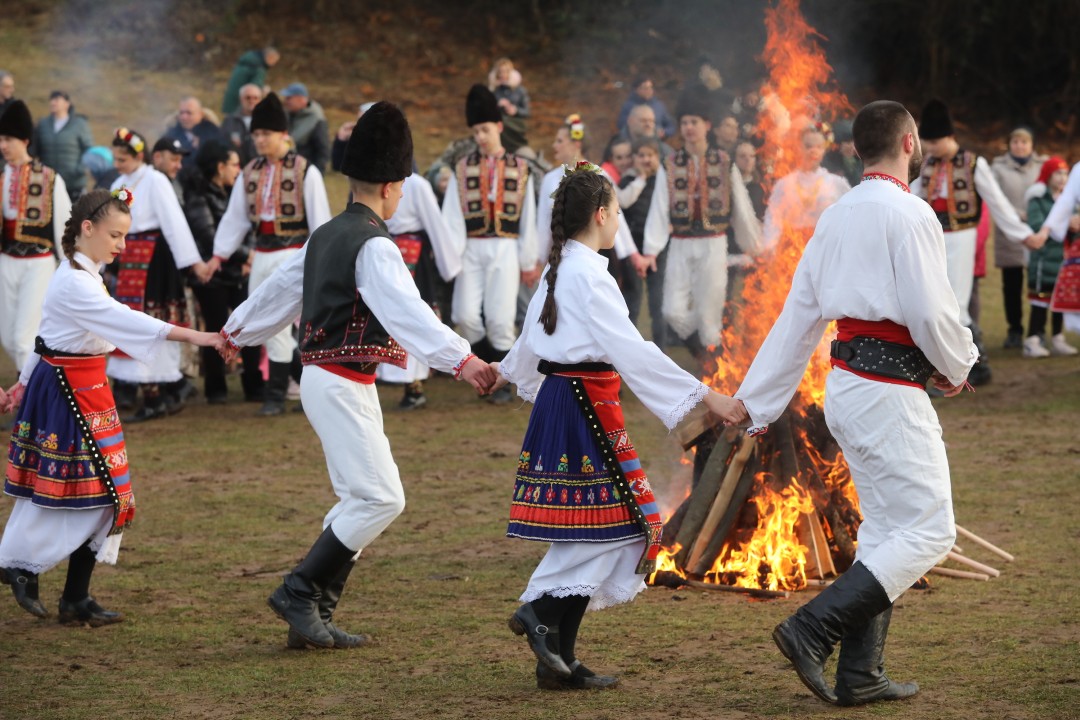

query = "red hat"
[1038,156,1068,185]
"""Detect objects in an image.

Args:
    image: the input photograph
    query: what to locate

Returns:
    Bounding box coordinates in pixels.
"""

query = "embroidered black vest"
[666,147,732,237]
[2,160,57,257]
[457,151,529,238]
[918,150,982,232]
[299,203,408,372]
[244,151,309,250]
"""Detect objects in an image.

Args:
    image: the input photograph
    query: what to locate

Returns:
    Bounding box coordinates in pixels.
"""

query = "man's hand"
[930,372,965,398]
[1069,214,1080,234]
[521,265,542,287]
[488,361,509,394]
[1024,227,1050,250]
[336,121,356,142]
[703,391,748,426]
[631,253,657,279]
[459,357,498,395]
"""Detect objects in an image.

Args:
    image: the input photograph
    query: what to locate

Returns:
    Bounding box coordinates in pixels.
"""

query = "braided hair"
[61,189,131,270]
[539,167,614,335]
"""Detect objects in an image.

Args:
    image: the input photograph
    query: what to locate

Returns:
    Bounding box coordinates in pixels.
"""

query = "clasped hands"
[0,382,24,414]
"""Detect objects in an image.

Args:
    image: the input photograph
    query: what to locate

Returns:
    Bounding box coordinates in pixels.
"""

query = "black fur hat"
[341,101,413,183]
[465,84,501,127]
[0,100,33,141]
[250,92,289,133]
[919,99,954,140]
[676,87,715,124]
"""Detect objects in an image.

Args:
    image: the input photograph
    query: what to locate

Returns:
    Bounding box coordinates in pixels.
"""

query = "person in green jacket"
[221,47,279,115]
[31,91,93,200]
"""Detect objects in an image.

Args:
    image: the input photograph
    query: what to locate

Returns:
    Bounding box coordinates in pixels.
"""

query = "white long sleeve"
[112,168,200,268]
[213,175,251,258]
[974,156,1030,243]
[729,163,764,255]
[536,168,560,264]
[440,177,468,259]
[1042,161,1080,242]
[616,174,647,208]
[385,174,461,281]
[221,244,306,346]
[517,175,538,270]
[303,166,332,232]
[643,165,671,256]
[51,175,72,247]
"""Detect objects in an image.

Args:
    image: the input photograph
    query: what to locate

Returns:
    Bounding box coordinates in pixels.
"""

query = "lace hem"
[663,382,711,430]
[520,581,646,612]
[498,362,539,403]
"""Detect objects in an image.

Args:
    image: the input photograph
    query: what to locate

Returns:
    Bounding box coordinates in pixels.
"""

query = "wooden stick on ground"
[945,551,1000,578]
[955,525,1015,562]
[952,545,964,554]
[929,566,990,581]
[686,579,790,599]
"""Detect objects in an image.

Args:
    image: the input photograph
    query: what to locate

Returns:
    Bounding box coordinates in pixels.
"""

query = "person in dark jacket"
[220,84,262,166]
[221,47,279,115]
[282,83,330,174]
[181,140,263,403]
[31,91,94,200]
[163,97,223,170]
[616,76,677,140]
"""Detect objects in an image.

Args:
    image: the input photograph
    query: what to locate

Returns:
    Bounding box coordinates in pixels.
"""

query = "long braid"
[539,187,568,334]
[61,189,131,271]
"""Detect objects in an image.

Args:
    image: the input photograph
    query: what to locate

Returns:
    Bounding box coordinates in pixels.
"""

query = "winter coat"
[32,114,93,197]
[288,100,330,174]
[181,171,250,288]
[991,152,1046,267]
[163,119,224,170]
[220,112,256,167]
[222,50,269,115]
[1026,190,1066,295]
[617,93,678,140]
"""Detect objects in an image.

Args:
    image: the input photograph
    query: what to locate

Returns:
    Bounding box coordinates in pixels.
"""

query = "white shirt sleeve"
[499,279,545,402]
[517,175,538,270]
[643,165,671,256]
[356,237,471,373]
[413,176,461,281]
[616,174,647,209]
[303,166,332,232]
[536,181,554,266]
[222,243,306,346]
[975,157,1030,244]
[440,176,467,260]
[52,175,72,248]
[730,163,764,256]
[213,174,251,259]
[1043,162,1080,242]
[150,172,201,268]
[613,215,636,260]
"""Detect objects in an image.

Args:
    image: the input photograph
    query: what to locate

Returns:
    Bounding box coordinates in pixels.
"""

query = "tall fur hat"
[250,92,289,133]
[0,100,33,141]
[918,99,954,140]
[341,101,413,183]
[676,87,715,124]
[465,84,501,127]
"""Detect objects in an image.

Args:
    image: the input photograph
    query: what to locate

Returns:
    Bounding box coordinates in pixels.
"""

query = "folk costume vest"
[918,150,982,232]
[666,147,732,237]
[456,150,529,238]
[244,150,309,250]
[2,160,57,257]
[299,202,408,374]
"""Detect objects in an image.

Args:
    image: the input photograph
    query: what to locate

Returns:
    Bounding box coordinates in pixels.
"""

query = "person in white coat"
[736,101,978,707]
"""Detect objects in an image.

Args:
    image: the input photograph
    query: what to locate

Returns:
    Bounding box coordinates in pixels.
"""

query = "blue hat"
[281,82,309,98]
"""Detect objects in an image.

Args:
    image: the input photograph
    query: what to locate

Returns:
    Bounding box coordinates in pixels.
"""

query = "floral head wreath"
[113,127,145,155]
[549,160,603,199]
[89,186,135,219]
[564,113,586,142]
[807,120,834,146]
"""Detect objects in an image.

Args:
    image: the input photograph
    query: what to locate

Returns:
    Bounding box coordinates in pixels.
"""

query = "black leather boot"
[772,561,891,704]
[536,660,619,690]
[268,527,356,649]
[835,607,919,706]
[58,596,124,626]
[3,568,48,618]
[509,601,572,677]
[286,561,368,649]
[260,362,291,416]
[967,324,992,386]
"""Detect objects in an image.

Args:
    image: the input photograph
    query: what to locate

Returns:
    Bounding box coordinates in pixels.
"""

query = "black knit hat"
[0,100,33,142]
[465,84,501,127]
[919,99,954,140]
[676,87,715,123]
[341,101,413,183]
[250,92,289,133]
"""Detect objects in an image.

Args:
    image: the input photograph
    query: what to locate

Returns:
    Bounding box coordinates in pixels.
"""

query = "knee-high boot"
[260,361,291,416]
[268,526,356,648]
[286,560,368,649]
[834,606,919,705]
[772,561,892,704]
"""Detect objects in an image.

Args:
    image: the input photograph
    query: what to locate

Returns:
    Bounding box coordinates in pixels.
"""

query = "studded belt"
[830,336,935,386]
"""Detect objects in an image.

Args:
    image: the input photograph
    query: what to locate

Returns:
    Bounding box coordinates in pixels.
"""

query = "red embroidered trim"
[453,353,477,380]
[862,172,910,193]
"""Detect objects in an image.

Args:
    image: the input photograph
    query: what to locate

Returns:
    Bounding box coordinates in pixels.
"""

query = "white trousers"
[662,235,728,344]
[943,227,976,327]
[0,254,56,371]
[302,366,405,553]
[824,369,956,602]
[251,249,300,363]
[451,238,520,352]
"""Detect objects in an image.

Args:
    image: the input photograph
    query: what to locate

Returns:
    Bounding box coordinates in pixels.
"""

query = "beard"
[907,143,924,184]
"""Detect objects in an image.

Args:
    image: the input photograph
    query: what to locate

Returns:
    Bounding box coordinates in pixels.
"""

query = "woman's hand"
[4,382,25,414]
[703,391,748,426]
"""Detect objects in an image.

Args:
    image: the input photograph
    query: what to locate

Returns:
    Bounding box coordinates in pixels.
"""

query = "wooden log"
[798,511,836,581]
[675,403,723,451]
[672,429,737,566]
[685,434,757,571]
[945,551,1000,578]
[685,579,789,599]
[692,429,720,487]
[792,444,857,570]
[952,545,964,554]
[929,566,990,581]
[955,525,1015,562]
[661,495,692,541]
[689,446,760,576]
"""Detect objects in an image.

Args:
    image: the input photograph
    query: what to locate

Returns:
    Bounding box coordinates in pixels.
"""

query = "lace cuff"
[663,382,711,431]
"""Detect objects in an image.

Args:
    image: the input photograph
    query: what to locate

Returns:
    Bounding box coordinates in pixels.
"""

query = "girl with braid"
[0,188,224,626]
[493,164,746,690]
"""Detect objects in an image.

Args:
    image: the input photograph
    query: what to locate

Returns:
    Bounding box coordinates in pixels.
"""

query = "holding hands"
[930,371,966,398]
[2,382,25,414]
[704,391,749,426]
[459,356,501,395]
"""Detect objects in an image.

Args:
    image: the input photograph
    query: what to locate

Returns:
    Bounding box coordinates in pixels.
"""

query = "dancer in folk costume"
[911,99,1037,386]
[209,92,332,415]
[442,84,539,404]
[375,173,461,410]
[493,164,745,690]
[107,128,211,420]
[1038,159,1080,335]
[0,100,70,373]
[219,103,495,649]
[736,102,978,706]
[643,88,762,364]
[0,188,223,625]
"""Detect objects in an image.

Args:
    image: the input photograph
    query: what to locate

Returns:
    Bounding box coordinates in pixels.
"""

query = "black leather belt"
[830,336,935,385]
[537,360,615,375]
[35,336,93,358]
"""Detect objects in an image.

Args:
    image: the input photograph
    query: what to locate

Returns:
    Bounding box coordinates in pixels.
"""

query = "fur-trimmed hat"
[919,99,954,140]
[676,87,715,123]
[341,101,413,183]
[0,100,33,141]
[250,92,289,133]
[465,84,501,127]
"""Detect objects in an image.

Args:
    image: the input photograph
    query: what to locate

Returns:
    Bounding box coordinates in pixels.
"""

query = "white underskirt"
[520,537,648,612]
[106,341,182,384]
[0,499,121,573]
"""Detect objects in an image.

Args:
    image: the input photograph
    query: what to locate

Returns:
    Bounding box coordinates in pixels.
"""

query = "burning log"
[685,579,790,600]
[685,435,757,573]
[671,429,738,567]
